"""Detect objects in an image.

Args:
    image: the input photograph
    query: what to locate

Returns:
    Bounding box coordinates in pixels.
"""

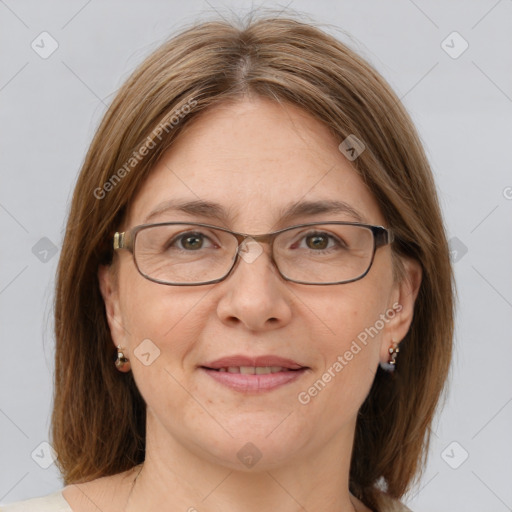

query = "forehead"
[125,97,384,231]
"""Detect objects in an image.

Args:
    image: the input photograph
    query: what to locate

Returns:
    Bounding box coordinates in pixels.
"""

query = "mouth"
[202,365,303,374]
[199,355,309,393]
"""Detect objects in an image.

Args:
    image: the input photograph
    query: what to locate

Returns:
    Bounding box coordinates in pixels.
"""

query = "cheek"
[119,280,210,423]
[118,269,213,398]
[296,278,391,414]
[120,263,205,339]
[305,275,389,351]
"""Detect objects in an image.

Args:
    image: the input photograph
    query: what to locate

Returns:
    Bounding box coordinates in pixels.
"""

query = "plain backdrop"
[1,1,511,510]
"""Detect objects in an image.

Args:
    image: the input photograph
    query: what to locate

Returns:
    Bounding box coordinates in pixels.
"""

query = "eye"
[297,231,346,252]
[169,231,216,251]
[304,233,331,250]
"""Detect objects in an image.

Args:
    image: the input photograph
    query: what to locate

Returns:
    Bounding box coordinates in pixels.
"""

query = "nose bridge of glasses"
[230,230,274,244]
[232,232,275,265]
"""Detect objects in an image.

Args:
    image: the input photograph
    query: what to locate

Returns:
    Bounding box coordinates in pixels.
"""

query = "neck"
[125,411,361,512]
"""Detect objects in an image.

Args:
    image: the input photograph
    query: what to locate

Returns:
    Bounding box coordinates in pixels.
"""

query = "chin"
[194,416,312,469]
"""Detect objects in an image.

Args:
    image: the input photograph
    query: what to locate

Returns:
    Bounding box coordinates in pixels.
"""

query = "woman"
[2,14,453,512]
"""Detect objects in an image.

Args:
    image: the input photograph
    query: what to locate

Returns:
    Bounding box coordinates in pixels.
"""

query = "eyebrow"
[142,198,366,226]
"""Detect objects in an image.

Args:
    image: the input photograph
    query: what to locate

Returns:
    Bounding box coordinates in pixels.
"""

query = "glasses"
[112,221,393,286]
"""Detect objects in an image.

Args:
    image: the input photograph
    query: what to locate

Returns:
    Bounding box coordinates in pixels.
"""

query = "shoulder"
[0,491,72,512]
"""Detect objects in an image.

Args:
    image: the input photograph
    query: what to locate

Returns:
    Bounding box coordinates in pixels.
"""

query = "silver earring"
[379,340,400,372]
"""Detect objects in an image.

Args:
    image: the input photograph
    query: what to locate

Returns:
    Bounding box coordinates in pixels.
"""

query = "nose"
[215,238,293,331]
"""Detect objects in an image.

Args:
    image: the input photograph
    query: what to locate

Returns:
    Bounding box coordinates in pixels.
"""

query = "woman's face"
[99,97,417,470]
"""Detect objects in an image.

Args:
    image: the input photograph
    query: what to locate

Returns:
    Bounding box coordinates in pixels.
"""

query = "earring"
[379,340,400,372]
[115,345,131,371]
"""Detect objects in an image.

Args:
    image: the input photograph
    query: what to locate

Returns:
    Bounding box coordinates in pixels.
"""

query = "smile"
[207,366,299,374]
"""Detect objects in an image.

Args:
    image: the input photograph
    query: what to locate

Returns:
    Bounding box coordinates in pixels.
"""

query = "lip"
[199,354,309,393]
[200,367,308,393]
[201,355,306,370]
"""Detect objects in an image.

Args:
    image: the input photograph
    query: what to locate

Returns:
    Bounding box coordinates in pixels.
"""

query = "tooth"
[218,366,291,374]
[255,367,272,374]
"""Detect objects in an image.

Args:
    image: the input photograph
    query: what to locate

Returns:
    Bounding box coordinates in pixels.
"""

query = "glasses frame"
[113,221,394,286]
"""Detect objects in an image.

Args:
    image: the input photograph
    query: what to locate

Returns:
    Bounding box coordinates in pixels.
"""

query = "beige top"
[0,490,413,511]
[0,491,72,511]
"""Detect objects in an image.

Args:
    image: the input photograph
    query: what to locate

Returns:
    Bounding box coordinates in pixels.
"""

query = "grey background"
[1,1,511,510]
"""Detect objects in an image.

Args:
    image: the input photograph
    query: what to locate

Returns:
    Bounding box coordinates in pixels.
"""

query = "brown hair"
[51,13,454,510]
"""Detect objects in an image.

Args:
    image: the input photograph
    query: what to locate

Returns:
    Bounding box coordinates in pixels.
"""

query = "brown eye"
[180,233,204,250]
[305,234,329,250]
[165,231,216,251]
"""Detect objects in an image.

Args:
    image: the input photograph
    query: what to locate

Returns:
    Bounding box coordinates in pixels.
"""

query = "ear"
[380,257,422,363]
[98,263,129,356]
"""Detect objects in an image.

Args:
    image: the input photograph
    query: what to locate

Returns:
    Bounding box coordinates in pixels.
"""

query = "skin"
[63,97,421,512]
